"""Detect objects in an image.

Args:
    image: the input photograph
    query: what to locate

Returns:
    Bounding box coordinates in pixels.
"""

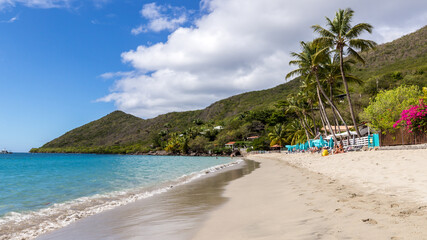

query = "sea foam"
[0,159,243,240]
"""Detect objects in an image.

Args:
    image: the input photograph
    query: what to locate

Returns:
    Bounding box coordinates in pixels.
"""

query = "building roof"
[247,136,259,139]
[225,142,236,145]
[270,144,282,148]
[321,126,354,132]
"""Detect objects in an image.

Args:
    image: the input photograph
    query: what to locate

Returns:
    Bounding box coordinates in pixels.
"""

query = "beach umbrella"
[329,138,334,148]
[319,136,325,147]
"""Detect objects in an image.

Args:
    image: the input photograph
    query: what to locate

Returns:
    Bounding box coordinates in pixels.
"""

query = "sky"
[0,0,426,152]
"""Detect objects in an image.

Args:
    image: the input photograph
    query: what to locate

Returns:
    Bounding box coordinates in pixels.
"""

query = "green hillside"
[31,79,300,154]
[31,25,427,154]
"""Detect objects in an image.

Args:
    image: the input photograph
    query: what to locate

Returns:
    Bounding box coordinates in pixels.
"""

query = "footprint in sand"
[390,203,399,208]
[349,193,359,198]
[362,218,378,224]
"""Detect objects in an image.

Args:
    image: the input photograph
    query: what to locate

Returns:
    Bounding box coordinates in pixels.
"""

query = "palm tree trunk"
[319,108,328,136]
[339,49,362,137]
[318,105,328,136]
[309,102,318,135]
[298,117,311,142]
[302,111,313,136]
[317,86,337,141]
[329,83,340,133]
[314,73,352,139]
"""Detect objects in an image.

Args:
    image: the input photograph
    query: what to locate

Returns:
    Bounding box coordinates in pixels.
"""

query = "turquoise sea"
[0,153,236,239]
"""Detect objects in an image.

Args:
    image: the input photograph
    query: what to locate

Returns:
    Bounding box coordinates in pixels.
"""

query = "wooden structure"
[380,128,427,146]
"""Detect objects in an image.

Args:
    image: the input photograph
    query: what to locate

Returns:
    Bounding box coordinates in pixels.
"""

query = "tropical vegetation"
[30,12,427,154]
[361,85,422,133]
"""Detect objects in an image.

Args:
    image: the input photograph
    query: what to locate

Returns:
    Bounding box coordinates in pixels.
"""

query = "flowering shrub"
[361,85,421,132]
[393,100,427,134]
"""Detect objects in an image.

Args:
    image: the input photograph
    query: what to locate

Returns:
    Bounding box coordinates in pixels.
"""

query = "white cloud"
[131,2,187,34]
[101,0,427,119]
[0,0,72,9]
[1,15,18,22]
[100,71,135,79]
[131,25,144,35]
[0,0,112,9]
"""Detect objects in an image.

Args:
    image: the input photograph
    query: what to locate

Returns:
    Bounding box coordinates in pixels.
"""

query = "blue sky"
[0,0,426,152]
[0,0,195,151]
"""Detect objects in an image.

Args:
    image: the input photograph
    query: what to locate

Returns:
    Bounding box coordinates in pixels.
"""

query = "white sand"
[259,150,427,204]
[192,149,427,240]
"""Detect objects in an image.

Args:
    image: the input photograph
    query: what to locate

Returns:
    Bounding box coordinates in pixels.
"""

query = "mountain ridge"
[31,25,427,154]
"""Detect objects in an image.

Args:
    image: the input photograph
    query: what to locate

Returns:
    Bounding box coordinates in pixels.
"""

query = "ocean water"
[0,153,237,240]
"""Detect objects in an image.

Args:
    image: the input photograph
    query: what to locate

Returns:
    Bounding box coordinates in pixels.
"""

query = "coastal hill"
[31,79,300,153]
[31,25,427,154]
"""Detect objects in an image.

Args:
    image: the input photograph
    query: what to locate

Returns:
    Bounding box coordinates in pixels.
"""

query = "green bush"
[188,136,209,153]
[361,85,421,132]
[251,137,270,150]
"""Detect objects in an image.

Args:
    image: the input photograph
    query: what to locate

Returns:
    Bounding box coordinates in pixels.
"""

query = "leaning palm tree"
[287,41,350,141]
[312,8,376,137]
[322,54,363,132]
[285,120,307,145]
[268,123,288,151]
[282,95,313,140]
[297,89,319,136]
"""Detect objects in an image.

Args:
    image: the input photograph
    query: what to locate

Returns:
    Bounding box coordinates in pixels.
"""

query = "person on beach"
[334,140,344,154]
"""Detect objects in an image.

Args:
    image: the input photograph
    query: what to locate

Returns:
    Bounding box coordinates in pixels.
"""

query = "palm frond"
[313,37,334,48]
[312,24,335,38]
[341,8,354,33]
[325,17,337,34]
[349,38,377,51]
[344,74,363,85]
[288,60,304,65]
[286,68,306,79]
[346,23,373,38]
[347,47,365,64]
[312,46,330,65]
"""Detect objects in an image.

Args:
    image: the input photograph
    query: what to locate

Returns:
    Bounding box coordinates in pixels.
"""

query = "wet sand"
[36,160,259,240]
[193,150,427,239]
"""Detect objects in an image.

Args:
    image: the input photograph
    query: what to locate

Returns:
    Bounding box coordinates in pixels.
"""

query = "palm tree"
[285,120,307,145]
[281,95,313,140]
[286,41,341,141]
[312,8,376,137]
[268,124,288,151]
[322,55,363,133]
[297,89,318,136]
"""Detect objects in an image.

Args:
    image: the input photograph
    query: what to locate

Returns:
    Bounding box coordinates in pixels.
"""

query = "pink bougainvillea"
[393,100,427,133]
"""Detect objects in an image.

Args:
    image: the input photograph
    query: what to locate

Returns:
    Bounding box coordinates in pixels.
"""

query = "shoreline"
[192,149,427,239]
[34,159,259,240]
[1,157,247,240]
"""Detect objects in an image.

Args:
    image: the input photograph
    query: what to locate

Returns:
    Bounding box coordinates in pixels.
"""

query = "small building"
[321,126,354,133]
[247,136,259,141]
[214,126,224,130]
[270,144,282,150]
[225,141,236,149]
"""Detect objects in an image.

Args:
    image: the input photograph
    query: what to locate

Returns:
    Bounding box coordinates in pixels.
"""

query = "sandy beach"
[193,149,427,240]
